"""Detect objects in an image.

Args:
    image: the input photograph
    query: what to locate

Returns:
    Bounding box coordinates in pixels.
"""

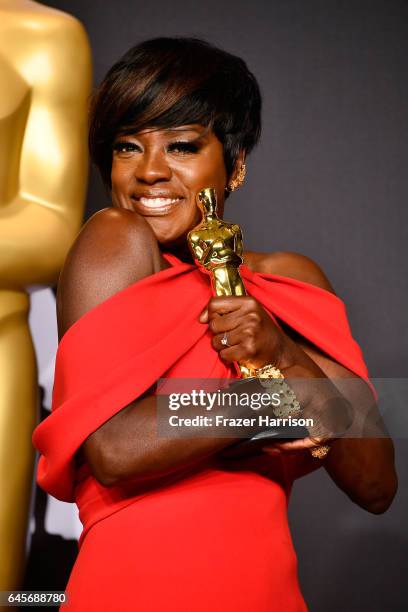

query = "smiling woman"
[110,125,229,245]
[32,37,397,612]
[88,37,258,255]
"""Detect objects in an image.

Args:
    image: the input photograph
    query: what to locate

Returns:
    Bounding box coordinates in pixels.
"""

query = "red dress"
[32,253,374,611]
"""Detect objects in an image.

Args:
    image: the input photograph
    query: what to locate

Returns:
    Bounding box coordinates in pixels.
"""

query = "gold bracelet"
[253,364,331,460]
[253,364,301,418]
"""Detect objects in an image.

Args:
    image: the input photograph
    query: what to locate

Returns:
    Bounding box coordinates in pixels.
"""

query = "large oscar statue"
[0,0,91,592]
[187,187,251,377]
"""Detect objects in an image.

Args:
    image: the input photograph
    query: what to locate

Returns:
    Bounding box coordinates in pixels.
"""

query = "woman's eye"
[168,141,199,154]
[113,142,140,154]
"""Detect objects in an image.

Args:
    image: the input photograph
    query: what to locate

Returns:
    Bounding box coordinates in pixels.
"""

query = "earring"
[226,163,246,192]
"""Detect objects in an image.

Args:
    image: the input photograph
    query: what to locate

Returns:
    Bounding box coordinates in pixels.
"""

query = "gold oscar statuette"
[187,187,252,378]
[187,188,311,453]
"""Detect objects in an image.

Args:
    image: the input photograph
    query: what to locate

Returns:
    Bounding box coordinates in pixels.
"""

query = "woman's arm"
[80,378,277,488]
[245,252,398,514]
[272,328,398,515]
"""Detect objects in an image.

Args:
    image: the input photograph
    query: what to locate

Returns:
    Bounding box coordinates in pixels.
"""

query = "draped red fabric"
[32,253,374,611]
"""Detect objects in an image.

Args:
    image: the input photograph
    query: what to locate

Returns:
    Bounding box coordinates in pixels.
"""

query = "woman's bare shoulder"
[244,251,347,377]
[56,207,157,339]
[243,250,336,294]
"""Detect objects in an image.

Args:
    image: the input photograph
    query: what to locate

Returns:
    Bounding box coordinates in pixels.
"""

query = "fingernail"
[199,309,208,323]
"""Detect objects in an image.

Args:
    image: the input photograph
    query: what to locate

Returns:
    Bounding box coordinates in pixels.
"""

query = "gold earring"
[226,163,246,192]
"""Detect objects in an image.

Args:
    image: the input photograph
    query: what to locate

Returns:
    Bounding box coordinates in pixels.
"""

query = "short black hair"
[89,37,262,188]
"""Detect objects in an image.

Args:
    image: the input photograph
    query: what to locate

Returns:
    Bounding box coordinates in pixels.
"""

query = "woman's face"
[111,124,229,246]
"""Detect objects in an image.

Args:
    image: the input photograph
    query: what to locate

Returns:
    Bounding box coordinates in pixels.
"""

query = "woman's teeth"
[139,197,182,207]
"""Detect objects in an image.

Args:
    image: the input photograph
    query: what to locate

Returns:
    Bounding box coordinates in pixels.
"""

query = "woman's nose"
[134,149,172,183]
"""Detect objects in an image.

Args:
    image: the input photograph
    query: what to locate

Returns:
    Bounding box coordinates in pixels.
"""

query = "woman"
[33,37,397,611]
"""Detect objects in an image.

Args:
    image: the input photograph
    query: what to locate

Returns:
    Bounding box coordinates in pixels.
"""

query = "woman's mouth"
[133,196,184,215]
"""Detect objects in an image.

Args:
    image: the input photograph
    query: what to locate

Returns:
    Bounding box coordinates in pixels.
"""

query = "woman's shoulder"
[57,207,149,338]
[243,250,336,294]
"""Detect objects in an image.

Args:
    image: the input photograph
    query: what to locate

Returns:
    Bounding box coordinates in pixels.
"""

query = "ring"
[309,436,331,459]
[309,444,331,459]
[221,332,230,347]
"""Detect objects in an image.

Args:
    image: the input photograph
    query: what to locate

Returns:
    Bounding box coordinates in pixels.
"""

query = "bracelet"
[252,363,331,460]
[252,364,300,418]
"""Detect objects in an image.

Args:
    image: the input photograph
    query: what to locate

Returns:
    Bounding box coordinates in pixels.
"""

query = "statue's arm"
[202,242,215,266]
[0,16,91,289]
[233,225,244,257]
[189,235,205,261]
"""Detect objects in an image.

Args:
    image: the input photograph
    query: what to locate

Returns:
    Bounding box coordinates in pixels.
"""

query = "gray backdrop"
[41,1,408,609]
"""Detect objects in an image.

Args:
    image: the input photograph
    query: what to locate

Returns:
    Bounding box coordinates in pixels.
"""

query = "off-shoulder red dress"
[32,253,373,611]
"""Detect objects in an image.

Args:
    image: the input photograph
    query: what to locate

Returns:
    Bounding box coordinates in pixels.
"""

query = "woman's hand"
[261,435,333,457]
[199,295,289,371]
[200,295,353,460]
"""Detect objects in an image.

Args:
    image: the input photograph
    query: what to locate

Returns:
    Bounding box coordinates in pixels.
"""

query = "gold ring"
[310,444,331,459]
[309,435,331,459]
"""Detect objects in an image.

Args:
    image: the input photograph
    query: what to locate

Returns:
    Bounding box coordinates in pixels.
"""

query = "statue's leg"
[213,266,246,297]
[0,291,37,592]
[213,266,231,296]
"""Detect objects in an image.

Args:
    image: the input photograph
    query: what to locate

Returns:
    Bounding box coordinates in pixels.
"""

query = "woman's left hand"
[199,295,289,371]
